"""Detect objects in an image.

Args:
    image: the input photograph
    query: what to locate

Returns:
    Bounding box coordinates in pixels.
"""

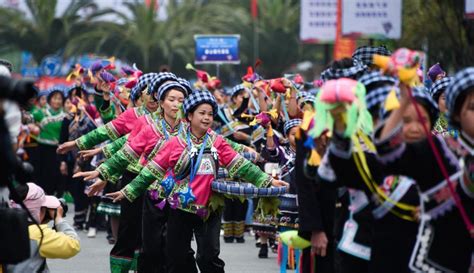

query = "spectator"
[6,183,80,273]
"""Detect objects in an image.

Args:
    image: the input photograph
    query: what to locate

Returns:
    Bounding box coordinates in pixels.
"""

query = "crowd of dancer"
[3,44,474,273]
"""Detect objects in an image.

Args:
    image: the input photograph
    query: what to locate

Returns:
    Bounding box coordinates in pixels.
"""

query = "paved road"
[48,214,280,273]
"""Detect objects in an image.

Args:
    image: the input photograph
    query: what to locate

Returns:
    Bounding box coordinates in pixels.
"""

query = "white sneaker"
[87,227,97,238]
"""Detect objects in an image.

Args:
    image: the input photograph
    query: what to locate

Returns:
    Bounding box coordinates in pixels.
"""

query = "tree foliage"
[398,0,474,70]
[0,0,113,62]
[0,0,472,78]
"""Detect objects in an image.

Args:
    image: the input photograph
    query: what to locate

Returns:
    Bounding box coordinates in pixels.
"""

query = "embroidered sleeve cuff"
[122,166,159,202]
[104,123,120,141]
[122,144,140,163]
[76,126,110,150]
[329,132,352,159]
[374,122,406,164]
[102,145,113,159]
[97,164,115,184]
[121,189,134,202]
[260,175,274,188]
[103,136,127,158]
[228,155,272,188]
[75,137,87,150]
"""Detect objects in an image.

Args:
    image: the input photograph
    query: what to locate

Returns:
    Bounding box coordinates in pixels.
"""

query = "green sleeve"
[31,108,44,123]
[94,94,115,123]
[75,125,115,150]
[224,138,246,153]
[122,165,163,202]
[99,103,115,124]
[97,143,138,184]
[227,156,273,188]
[102,135,128,159]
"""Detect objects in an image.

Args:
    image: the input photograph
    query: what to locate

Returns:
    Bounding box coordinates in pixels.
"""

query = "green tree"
[66,0,250,74]
[399,0,474,70]
[0,0,112,63]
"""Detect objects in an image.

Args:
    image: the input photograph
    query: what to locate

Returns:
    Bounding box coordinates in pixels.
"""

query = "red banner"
[251,0,258,20]
[333,0,356,60]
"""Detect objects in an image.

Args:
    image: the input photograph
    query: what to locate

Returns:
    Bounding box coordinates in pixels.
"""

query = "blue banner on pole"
[194,35,240,64]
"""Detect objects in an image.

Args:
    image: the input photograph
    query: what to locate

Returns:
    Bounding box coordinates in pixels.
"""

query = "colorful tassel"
[186,63,209,82]
[267,126,274,137]
[156,199,166,210]
[310,79,373,139]
[308,149,321,166]
[384,88,400,111]
[279,230,311,249]
[373,48,422,85]
[277,241,282,265]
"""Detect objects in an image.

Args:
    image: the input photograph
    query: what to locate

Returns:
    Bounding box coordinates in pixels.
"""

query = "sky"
[0,0,169,21]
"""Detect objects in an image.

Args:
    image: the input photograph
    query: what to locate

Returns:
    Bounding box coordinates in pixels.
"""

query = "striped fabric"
[429,77,452,101]
[320,59,367,82]
[446,67,474,123]
[211,181,288,197]
[352,45,392,66]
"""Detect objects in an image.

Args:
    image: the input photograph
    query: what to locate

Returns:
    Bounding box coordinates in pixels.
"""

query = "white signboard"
[466,0,474,18]
[300,0,337,42]
[342,0,402,39]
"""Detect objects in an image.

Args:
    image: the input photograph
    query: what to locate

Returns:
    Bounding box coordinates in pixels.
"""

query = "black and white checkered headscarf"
[284,119,302,135]
[352,45,392,66]
[147,72,178,98]
[183,90,218,117]
[177,77,193,96]
[297,91,316,107]
[429,77,452,101]
[156,81,188,101]
[230,84,246,97]
[358,71,396,88]
[366,85,394,112]
[130,72,159,101]
[446,67,474,122]
[320,59,367,82]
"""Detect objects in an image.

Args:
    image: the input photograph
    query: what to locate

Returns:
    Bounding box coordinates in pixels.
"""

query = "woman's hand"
[245,146,261,162]
[57,141,77,154]
[106,191,125,203]
[271,179,289,188]
[78,147,102,161]
[311,231,328,257]
[60,162,68,176]
[73,170,100,181]
[87,179,107,197]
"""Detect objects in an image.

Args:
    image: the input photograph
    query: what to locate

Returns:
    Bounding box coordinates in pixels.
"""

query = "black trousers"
[110,171,143,268]
[36,144,62,196]
[222,199,248,238]
[337,250,369,273]
[166,209,225,273]
[24,145,40,182]
[138,195,169,273]
[223,199,248,221]
[67,162,88,226]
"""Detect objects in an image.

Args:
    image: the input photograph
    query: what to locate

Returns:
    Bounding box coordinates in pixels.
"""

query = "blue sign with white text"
[194,35,240,64]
